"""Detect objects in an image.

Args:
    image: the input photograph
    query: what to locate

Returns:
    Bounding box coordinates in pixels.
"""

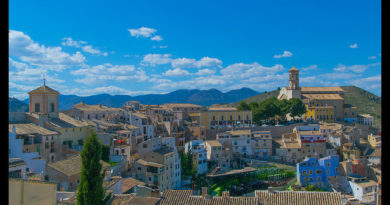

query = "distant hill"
[9,97,29,112]
[17,87,259,110]
[231,86,381,129]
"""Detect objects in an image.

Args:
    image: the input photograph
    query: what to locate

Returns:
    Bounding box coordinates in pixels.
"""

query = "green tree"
[278,99,291,121]
[77,132,111,205]
[289,98,306,119]
[237,101,250,110]
[101,145,110,162]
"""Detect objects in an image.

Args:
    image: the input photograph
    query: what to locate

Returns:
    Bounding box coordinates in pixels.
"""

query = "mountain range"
[14,87,259,110]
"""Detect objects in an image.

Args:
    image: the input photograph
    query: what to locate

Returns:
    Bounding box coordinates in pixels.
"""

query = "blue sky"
[9,0,381,100]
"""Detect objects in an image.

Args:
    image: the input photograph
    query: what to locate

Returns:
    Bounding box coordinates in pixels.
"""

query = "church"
[278,66,357,122]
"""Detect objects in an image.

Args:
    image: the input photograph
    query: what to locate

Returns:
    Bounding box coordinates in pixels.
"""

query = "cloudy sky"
[9,0,381,100]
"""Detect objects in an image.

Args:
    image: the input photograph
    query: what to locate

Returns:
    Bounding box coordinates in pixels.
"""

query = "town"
[9,67,381,205]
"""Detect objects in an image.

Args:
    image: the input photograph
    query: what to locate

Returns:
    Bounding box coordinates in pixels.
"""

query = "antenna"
[43,75,46,86]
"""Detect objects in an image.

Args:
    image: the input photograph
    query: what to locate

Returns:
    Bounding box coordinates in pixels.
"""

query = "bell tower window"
[50,103,55,112]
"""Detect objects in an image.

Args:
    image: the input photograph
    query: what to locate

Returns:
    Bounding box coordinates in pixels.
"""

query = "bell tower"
[28,81,60,118]
[289,66,299,90]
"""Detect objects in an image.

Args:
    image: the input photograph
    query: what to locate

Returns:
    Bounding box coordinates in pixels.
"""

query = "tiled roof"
[9,123,59,135]
[28,85,60,95]
[162,103,203,108]
[255,190,343,205]
[289,66,299,71]
[136,159,164,168]
[158,190,343,205]
[121,177,145,193]
[354,180,377,188]
[132,112,148,119]
[205,140,222,147]
[230,129,251,136]
[73,102,123,112]
[47,155,110,176]
[302,94,344,100]
[109,194,160,205]
[208,107,237,111]
[301,87,344,92]
[159,190,258,205]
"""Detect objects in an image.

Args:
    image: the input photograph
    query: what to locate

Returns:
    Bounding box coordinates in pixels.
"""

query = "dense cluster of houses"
[9,82,381,205]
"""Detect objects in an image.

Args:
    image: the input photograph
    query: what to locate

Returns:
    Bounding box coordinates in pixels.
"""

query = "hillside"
[231,86,381,129]
[17,87,259,110]
[9,97,29,112]
[341,86,381,129]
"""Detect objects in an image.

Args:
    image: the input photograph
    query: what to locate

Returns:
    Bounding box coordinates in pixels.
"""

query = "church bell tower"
[288,66,299,90]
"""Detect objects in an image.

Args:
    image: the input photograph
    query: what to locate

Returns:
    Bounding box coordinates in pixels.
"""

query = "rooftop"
[301,87,344,92]
[121,177,145,193]
[205,140,222,147]
[302,94,344,100]
[28,85,60,95]
[9,123,59,136]
[230,129,251,136]
[47,155,110,176]
[136,159,165,168]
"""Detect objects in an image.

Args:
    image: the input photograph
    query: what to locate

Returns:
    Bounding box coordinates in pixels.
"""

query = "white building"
[9,126,46,176]
[347,176,377,203]
[217,130,252,158]
[128,112,154,141]
[357,114,373,126]
[185,140,208,175]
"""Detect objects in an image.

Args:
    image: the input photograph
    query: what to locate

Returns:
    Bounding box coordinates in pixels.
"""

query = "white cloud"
[333,62,380,73]
[163,68,190,77]
[81,45,101,55]
[142,54,222,69]
[196,69,216,75]
[273,51,293,58]
[9,30,86,70]
[151,35,163,41]
[350,43,358,48]
[61,37,87,48]
[142,54,172,66]
[128,27,157,38]
[368,56,376,60]
[301,65,318,71]
[160,46,168,49]
[320,73,361,80]
[71,63,149,85]
[220,63,284,79]
[347,75,381,92]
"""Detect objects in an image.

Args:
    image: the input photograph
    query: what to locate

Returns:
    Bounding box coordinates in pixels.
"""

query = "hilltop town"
[9,67,381,205]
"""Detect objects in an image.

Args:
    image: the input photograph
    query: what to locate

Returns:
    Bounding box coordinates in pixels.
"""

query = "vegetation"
[341,86,381,129]
[237,97,306,124]
[77,132,111,205]
[181,144,194,177]
[233,85,381,129]
[101,145,110,162]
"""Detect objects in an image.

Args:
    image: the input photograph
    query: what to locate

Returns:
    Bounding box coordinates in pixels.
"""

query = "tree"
[77,132,111,205]
[237,101,250,111]
[289,98,306,119]
[278,99,290,121]
[101,145,110,162]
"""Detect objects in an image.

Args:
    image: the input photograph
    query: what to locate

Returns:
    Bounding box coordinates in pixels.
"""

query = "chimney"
[268,187,274,193]
[201,187,208,198]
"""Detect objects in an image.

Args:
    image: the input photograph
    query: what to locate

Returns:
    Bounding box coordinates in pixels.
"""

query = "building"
[9,125,47,176]
[161,103,203,113]
[347,176,378,203]
[197,110,253,129]
[64,102,125,121]
[124,101,141,111]
[296,156,339,188]
[204,140,233,170]
[251,131,272,160]
[343,104,358,122]
[9,158,27,179]
[46,154,110,191]
[9,123,61,164]
[278,66,352,121]
[217,130,253,158]
[135,138,181,190]
[357,114,373,126]
[367,134,381,148]
[9,178,57,205]
[184,140,208,175]
[275,128,327,164]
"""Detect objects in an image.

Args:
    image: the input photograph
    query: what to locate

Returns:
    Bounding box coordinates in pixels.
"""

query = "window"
[302,170,307,174]
[316,170,322,174]
[35,103,40,112]
[50,103,55,112]
[309,170,313,174]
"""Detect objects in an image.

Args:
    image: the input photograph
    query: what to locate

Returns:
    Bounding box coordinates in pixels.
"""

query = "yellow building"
[9,178,57,205]
[197,110,252,129]
[304,104,335,122]
[368,134,381,148]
